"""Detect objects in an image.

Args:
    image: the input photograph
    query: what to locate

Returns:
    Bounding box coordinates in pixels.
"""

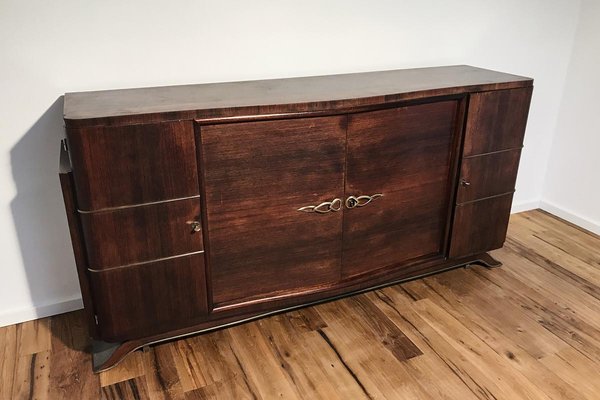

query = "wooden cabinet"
[59,65,533,371]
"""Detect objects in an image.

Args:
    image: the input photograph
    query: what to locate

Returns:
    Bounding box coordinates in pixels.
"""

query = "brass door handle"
[345,194,383,209]
[298,198,342,214]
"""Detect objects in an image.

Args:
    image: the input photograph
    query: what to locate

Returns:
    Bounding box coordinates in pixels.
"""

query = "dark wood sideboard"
[59,65,533,372]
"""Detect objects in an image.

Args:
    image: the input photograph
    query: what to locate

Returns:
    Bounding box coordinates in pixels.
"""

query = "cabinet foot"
[472,253,502,269]
[92,340,124,372]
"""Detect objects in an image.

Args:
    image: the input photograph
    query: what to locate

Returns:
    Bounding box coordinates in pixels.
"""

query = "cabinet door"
[200,116,346,309]
[342,101,460,278]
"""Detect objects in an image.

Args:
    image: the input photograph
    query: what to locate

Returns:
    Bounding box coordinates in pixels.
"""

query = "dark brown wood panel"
[67,121,199,210]
[463,87,533,156]
[342,101,460,278]
[64,66,532,128]
[59,144,98,338]
[89,253,208,341]
[449,193,514,258]
[457,149,521,203]
[80,198,203,270]
[200,116,346,307]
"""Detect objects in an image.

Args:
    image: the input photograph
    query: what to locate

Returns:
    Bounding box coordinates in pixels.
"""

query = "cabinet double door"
[200,99,461,309]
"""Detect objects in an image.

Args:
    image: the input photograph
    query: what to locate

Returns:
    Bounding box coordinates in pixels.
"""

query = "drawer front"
[67,121,199,210]
[463,87,532,157]
[89,253,208,341]
[200,116,346,308]
[81,198,203,270]
[457,149,521,203]
[449,193,513,258]
[343,100,461,277]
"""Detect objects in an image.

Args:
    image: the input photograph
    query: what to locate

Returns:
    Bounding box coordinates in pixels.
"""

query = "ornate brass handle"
[345,193,383,209]
[298,198,342,214]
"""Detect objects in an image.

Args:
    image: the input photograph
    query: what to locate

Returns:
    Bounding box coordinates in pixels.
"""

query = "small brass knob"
[186,221,202,233]
[460,179,471,187]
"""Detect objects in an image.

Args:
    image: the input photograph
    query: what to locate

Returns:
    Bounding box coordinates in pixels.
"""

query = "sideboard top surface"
[64,65,533,127]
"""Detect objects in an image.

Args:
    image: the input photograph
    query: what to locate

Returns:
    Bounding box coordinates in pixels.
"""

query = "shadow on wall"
[10,96,83,322]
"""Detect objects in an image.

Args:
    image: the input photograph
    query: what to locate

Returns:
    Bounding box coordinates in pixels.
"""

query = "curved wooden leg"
[92,340,136,373]
[473,252,502,269]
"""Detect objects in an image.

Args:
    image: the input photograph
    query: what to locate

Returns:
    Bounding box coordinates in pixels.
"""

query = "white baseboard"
[0,297,83,328]
[511,199,541,214]
[539,200,600,235]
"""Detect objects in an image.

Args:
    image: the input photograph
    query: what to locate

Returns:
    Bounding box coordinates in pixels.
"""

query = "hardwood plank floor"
[1,209,598,399]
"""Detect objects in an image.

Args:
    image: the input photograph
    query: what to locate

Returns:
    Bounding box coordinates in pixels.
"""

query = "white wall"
[541,0,600,235]
[0,0,581,326]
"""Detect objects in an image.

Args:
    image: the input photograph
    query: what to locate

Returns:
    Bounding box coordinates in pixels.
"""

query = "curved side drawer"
[80,198,203,270]
[89,253,208,342]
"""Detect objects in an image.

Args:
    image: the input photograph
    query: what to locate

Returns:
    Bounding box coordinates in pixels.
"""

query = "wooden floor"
[1,209,599,400]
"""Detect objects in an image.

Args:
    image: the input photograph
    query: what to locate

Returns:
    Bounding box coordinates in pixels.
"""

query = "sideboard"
[59,65,533,371]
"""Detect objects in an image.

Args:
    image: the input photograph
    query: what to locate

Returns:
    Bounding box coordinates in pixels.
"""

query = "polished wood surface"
[63,65,532,127]
[463,87,533,156]
[457,149,522,203]
[450,194,514,258]
[80,198,203,270]
[3,210,600,399]
[67,121,199,210]
[89,253,208,341]
[200,116,346,308]
[342,100,460,277]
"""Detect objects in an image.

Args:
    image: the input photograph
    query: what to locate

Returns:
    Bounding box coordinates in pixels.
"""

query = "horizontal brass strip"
[78,195,201,214]
[87,250,204,272]
[462,146,523,159]
[456,191,515,206]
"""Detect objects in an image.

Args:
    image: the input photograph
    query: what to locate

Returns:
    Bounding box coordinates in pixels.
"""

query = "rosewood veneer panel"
[64,66,532,128]
[80,198,203,270]
[463,87,532,156]
[342,101,460,277]
[449,194,514,258]
[200,116,346,307]
[67,121,199,210]
[457,150,521,204]
[89,253,208,341]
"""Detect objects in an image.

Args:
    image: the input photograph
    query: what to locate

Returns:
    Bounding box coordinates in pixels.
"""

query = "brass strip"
[78,195,201,214]
[87,251,204,272]
[462,147,523,159]
[456,191,515,206]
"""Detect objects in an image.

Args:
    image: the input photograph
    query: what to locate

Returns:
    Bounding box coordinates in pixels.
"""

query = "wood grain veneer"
[200,116,346,308]
[342,100,461,277]
[64,65,531,128]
